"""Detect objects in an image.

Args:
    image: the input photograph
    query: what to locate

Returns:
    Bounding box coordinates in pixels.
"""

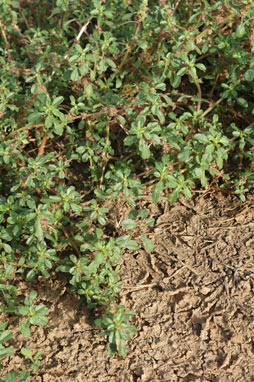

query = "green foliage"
[0,0,254,376]
[20,348,43,373]
[94,305,136,357]
[17,291,48,338]
[0,322,14,360]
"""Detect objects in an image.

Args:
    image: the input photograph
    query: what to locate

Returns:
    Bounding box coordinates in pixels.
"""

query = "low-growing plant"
[94,305,136,357]
[1,0,254,378]
[20,348,43,373]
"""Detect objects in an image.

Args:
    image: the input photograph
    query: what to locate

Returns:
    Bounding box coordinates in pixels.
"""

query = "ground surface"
[2,191,254,382]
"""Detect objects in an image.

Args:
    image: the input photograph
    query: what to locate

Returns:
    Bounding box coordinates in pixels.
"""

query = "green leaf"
[172,75,181,88]
[139,209,149,219]
[0,322,8,331]
[4,370,30,382]
[178,148,192,162]
[54,123,64,135]
[108,330,116,343]
[141,232,154,253]
[152,180,164,203]
[26,269,37,281]
[138,40,148,50]
[107,342,117,355]
[139,138,150,159]
[49,195,62,202]
[69,54,79,64]
[85,83,93,98]
[122,219,138,229]
[26,290,37,304]
[105,58,116,69]
[98,216,106,225]
[21,347,33,362]
[219,136,229,145]
[177,67,188,76]
[27,112,41,123]
[118,340,126,357]
[205,144,215,155]
[166,175,178,188]
[183,187,192,198]
[19,319,31,338]
[168,188,181,203]
[45,115,55,128]
[2,243,12,254]
[237,97,248,108]
[52,108,64,118]
[195,167,207,187]
[64,202,70,212]
[52,96,64,106]
[18,306,29,315]
[35,218,44,242]
[240,194,246,202]
[71,68,79,81]
[116,78,122,88]
[244,69,254,82]
[0,345,14,358]
[236,24,246,38]
[155,83,166,91]
[34,305,48,315]
[151,105,165,124]
[145,218,155,226]
[195,63,206,72]
[71,203,82,214]
[117,115,126,125]
[190,66,197,79]
[194,133,208,144]
[117,236,140,250]
[0,330,12,345]
[124,135,137,146]
[30,314,48,327]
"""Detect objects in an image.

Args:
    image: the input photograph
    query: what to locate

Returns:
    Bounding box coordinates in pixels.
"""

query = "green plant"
[20,348,43,373]
[17,291,48,338]
[0,322,30,382]
[94,305,136,357]
[1,0,254,377]
[0,322,14,362]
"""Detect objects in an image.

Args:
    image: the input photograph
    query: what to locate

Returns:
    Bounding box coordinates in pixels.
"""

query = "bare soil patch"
[2,192,254,381]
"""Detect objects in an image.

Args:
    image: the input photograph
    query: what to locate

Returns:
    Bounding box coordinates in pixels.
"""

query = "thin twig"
[0,20,10,48]
[5,124,44,141]
[121,283,158,293]
[37,133,48,156]
[100,120,110,187]
[201,97,224,118]
[64,18,92,60]
[51,18,92,76]
[18,5,30,30]
[188,69,202,112]
[172,0,182,15]
[62,227,82,258]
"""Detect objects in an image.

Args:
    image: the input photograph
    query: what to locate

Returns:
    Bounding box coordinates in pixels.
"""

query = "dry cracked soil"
[1,191,254,382]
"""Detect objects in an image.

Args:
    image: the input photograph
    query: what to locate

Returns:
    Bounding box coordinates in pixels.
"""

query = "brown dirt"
[2,191,254,382]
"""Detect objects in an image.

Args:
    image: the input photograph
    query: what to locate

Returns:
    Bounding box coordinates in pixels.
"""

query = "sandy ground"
[2,191,254,381]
